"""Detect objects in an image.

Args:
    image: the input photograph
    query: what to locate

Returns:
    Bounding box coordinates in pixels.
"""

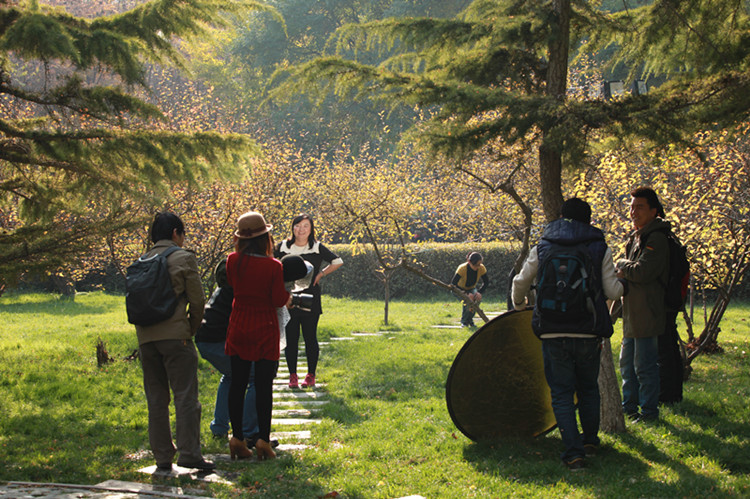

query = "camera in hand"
[290,292,314,311]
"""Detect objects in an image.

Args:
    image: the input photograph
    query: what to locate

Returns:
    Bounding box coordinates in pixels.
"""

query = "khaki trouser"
[140,339,203,465]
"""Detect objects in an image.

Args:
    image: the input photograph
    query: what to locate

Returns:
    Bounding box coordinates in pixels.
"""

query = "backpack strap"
[161,246,181,258]
[138,244,181,262]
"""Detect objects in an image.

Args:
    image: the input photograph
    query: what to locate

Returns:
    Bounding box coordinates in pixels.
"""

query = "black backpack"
[636,228,690,312]
[125,246,181,326]
[535,242,598,333]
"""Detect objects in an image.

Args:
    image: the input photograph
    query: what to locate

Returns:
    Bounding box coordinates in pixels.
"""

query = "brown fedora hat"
[235,211,272,239]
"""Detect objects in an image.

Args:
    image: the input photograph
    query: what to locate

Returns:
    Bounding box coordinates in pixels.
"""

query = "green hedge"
[320,242,521,301]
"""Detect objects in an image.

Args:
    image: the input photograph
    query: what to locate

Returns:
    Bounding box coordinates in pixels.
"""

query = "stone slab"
[273,399,329,407]
[99,479,217,495]
[272,430,311,440]
[2,481,213,498]
[273,408,312,417]
[137,465,231,485]
[272,418,322,425]
[205,447,299,462]
[274,386,327,394]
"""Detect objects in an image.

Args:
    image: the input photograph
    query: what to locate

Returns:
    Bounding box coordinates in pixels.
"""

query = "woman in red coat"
[225,211,290,460]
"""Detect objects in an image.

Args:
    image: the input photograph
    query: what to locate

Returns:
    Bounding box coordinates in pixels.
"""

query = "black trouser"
[658,311,684,404]
[229,357,276,441]
[285,312,320,375]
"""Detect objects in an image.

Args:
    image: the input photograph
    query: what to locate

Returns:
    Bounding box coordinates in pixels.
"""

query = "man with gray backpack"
[126,212,213,472]
[512,198,625,471]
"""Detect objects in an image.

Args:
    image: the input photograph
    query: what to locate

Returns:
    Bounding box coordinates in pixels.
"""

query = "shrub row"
[320,242,521,301]
[319,242,750,303]
[17,241,749,303]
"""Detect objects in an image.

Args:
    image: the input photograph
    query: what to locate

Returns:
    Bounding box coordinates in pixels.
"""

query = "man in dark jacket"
[616,187,671,423]
[512,198,624,471]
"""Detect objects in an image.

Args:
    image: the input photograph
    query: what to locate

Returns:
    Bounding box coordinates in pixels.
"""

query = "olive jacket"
[616,217,671,339]
[135,240,205,345]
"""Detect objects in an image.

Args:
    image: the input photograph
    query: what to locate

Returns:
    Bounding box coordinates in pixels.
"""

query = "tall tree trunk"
[539,145,564,222]
[544,0,624,431]
[539,0,570,223]
[547,0,570,102]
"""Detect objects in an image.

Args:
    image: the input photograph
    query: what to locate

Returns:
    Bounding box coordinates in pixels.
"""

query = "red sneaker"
[288,373,299,389]
[301,373,316,388]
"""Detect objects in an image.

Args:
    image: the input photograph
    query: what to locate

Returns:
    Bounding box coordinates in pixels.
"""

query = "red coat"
[225,252,290,361]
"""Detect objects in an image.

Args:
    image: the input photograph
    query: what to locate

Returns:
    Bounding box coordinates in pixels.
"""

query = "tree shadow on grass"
[663,399,750,474]
[460,426,723,497]
[0,412,143,483]
[3,411,340,498]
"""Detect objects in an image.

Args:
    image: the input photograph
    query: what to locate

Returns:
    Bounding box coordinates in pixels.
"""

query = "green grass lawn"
[1,292,749,498]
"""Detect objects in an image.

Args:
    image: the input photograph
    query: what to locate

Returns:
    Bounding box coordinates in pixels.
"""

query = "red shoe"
[288,373,299,389]
[301,373,315,388]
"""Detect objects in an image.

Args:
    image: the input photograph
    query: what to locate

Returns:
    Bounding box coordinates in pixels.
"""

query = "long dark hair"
[288,213,316,249]
[236,232,274,257]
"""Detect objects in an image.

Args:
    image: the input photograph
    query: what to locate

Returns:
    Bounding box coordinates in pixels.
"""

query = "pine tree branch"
[0,78,164,123]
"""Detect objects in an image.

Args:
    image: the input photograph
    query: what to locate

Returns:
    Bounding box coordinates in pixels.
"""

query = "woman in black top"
[275,214,343,388]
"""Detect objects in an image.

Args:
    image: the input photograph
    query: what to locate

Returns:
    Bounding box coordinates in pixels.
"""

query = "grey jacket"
[617,218,671,339]
[135,240,205,345]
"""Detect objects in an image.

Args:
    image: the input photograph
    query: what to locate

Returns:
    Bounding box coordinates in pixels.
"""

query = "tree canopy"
[270,0,750,220]
[0,0,270,285]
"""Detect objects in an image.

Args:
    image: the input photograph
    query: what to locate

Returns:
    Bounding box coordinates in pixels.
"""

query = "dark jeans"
[229,357,277,442]
[620,336,660,418]
[196,341,258,437]
[285,312,320,375]
[542,337,602,463]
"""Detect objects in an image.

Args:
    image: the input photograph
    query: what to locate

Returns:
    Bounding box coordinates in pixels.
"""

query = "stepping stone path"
[0,480,212,498]
[130,347,331,491]
[12,316,494,497]
[271,356,326,449]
